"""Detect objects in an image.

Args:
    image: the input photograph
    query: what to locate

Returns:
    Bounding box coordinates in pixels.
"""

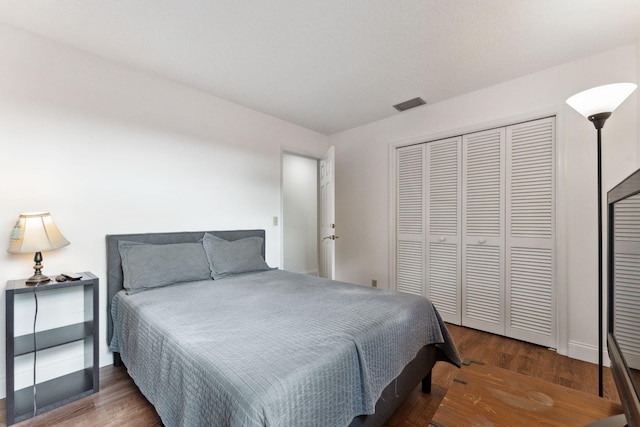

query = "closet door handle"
[478,239,486,244]
[439,237,446,242]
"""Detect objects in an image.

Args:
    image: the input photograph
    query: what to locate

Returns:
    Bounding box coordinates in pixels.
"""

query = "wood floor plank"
[0,324,621,426]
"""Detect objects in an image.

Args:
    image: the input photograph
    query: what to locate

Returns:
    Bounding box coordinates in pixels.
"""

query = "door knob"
[323,235,339,241]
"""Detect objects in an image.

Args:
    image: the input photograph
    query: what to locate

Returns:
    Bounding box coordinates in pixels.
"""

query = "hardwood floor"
[386,324,619,427]
[1,324,620,426]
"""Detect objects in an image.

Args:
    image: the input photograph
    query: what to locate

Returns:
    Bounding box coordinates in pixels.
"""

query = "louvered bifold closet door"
[613,193,640,369]
[462,129,506,335]
[505,117,556,347]
[426,137,461,324]
[396,145,426,296]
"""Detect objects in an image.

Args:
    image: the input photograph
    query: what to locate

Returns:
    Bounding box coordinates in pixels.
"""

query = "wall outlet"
[371,279,377,288]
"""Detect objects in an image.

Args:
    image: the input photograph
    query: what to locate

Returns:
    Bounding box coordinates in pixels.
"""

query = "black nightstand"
[5,272,99,425]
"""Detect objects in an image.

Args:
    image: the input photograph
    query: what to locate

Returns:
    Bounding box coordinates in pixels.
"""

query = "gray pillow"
[202,233,271,279]
[119,240,211,294]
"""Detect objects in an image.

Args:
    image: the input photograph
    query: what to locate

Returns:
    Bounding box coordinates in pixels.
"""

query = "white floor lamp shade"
[566,82,637,121]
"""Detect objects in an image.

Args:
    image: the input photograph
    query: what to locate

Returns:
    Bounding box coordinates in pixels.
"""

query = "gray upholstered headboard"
[105,229,266,344]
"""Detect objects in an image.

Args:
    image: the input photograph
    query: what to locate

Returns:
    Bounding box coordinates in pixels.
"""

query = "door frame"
[281,147,336,278]
[281,150,321,275]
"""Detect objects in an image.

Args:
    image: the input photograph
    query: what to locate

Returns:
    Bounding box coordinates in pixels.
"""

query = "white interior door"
[505,117,556,347]
[396,144,426,296]
[462,128,506,335]
[319,146,336,279]
[426,137,462,323]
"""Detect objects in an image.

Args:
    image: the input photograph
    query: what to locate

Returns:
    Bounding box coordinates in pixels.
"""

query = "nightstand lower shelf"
[13,369,95,423]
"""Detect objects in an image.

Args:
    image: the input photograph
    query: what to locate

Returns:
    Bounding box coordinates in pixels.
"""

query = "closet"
[395,117,555,347]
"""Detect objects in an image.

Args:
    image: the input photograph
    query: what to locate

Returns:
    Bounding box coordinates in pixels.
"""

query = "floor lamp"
[566,82,637,397]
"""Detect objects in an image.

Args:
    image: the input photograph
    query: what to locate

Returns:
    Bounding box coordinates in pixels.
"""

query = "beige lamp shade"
[8,212,70,254]
[566,83,637,118]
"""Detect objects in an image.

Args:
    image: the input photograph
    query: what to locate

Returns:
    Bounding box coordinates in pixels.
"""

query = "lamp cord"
[31,284,40,423]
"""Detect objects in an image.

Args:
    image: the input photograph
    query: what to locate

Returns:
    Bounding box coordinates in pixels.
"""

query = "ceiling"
[0,1,639,135]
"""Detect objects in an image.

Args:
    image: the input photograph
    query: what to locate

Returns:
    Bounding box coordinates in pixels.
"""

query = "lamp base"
[26,251,51,285]
[25,273,50,286]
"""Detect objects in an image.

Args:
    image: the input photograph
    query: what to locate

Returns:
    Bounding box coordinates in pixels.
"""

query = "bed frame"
[106,229,439,427]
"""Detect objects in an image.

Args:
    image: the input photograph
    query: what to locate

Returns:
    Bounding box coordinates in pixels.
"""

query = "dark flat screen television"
[601,168,640,427]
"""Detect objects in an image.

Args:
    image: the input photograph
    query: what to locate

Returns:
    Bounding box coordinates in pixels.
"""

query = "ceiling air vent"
[393,97,426,112]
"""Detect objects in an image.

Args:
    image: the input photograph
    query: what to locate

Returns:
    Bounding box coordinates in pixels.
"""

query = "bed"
[106,229,460,427]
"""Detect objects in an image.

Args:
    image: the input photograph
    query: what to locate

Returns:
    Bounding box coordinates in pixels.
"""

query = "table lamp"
[7,212,70,285]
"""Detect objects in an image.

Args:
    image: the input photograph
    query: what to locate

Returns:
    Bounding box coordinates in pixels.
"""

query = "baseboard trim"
[568,340,610,366]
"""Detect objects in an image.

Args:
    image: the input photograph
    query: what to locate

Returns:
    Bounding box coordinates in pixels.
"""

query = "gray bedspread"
[110,269,460,427]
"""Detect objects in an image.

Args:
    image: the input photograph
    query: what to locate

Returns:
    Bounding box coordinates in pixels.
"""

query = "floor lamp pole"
[589,112,609,398]
[596,125,603,398]
[591,112,609,398]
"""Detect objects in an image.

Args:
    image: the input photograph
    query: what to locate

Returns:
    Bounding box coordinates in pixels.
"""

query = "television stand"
[431,363,623,426]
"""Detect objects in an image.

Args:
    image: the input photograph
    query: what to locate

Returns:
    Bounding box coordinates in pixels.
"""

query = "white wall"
[330,44,638,364]
[282,153,318,275]
[0,23,330,397]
